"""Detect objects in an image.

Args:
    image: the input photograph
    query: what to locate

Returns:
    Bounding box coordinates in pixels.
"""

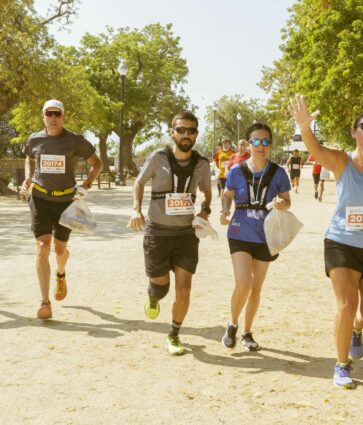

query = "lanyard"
[247,160,269,205]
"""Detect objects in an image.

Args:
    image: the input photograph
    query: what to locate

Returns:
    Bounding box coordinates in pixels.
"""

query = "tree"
[204,95,270,157]
[0,0,79,116]
[71,23,190,173]
[259,0,363,147]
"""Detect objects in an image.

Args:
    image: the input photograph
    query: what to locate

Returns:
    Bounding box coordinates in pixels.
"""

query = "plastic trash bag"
[192,216,218,239]
[59,199,96,235]
[263,202,303,256]
[320,167,331,180]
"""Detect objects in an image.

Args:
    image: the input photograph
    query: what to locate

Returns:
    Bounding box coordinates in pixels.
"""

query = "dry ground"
[0,167,362,425]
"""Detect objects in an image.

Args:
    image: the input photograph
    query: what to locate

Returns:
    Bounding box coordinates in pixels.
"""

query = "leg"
[145,274,170,320]
[353,279,363,330]
[172,266,192,325]
[243,259,270,332]
[318,180,324,201]
[230,252,253,324]
[295,176,300,192]
[330,268,361,363]
[54,238,69,274]
[36,235,52,302]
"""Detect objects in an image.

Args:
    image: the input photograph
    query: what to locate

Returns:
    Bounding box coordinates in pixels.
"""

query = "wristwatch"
[201,206,212,215]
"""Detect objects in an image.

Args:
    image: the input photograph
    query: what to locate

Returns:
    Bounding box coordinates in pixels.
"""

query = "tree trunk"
[123,134,139,176]
[97,133,110,172]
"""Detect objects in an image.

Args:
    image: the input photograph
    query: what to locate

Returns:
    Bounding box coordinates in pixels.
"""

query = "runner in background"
[227,139,250,170]
[215,139,234,209]
[286,149,304,193]
[214,142,223,197]
[306,146,323,200]
[289,95,363,389]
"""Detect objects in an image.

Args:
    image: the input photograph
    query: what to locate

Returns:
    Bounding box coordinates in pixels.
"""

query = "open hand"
[288,95,320,131]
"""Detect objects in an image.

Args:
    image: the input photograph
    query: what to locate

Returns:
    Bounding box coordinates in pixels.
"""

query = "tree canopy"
[259,0,363,147]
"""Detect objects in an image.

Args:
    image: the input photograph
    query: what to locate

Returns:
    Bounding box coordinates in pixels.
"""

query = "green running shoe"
[144,296,160,320]
[166,336,185,356]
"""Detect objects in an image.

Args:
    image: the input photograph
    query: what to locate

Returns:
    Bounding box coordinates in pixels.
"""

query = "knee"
[148,281,170,301]
[176,282,191,301]
[37,241,51,260]
[337,299,358,319]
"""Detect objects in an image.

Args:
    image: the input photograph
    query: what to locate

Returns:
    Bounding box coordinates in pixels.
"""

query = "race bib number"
[40,154,65,174]
[165,193,195,216]
[292,164,300,169]
[222,161,229,169]
[346,206,363,231]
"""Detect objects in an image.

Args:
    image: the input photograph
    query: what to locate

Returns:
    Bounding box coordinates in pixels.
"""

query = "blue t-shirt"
[226,161,291,243]
[325,154,363,248]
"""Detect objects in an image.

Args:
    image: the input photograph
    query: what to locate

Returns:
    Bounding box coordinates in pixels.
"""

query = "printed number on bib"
[292,164,300,169]
[40,154,66,174]
[165,193,195,215]
[346,206,363,231]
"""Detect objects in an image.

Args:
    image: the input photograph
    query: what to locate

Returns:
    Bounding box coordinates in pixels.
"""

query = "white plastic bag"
[59,199,97,235]
[320,167,330,180]
[192,216,218,239]
[263,202,303,256]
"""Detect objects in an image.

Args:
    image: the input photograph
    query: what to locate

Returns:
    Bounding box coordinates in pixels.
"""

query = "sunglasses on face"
[173,126,198,135]
[45,110,62,117]
[249,138,271,147]
[355,123,363,130]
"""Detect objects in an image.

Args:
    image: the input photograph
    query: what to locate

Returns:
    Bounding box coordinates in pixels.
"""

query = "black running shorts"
[290,170,301,180]
[324,238,363,278]
[29,195,72,241]
[143,234,199,277]
[313,173,320,185]
[228,238,278,262]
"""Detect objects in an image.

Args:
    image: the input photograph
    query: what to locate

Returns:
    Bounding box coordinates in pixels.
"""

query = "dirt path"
[0,169,362,425]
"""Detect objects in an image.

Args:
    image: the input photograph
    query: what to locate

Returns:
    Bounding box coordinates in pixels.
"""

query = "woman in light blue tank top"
[290,96,363,389]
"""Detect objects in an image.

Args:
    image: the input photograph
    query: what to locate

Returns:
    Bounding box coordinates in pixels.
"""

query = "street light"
[236,112,242,142]
[212,106,217,160]
[115,59,128,186]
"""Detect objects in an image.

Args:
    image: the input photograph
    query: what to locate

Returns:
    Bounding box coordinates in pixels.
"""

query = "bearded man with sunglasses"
[130,111,212,355]
[21,99,103,320]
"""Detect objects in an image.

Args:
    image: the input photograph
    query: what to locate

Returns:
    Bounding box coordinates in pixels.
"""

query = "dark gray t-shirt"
[137,148,211,236]
[25,128,95,202]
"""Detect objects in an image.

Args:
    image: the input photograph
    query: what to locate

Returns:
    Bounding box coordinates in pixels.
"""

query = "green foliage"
[204,95,270,157]
[259,0,363,147]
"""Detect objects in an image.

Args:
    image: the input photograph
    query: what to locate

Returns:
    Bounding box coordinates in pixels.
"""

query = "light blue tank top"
[326,153,363,248]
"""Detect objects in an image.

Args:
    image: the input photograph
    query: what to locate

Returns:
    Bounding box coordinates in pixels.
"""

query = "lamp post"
[115,59,128,186]
[212,106,217,160]
[236,112,241,142]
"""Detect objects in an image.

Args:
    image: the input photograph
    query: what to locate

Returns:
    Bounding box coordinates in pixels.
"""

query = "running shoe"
[241,332,261,351]
[333,362,355,389]
[166,335,185,355]
[349,329,363,359]
[222,323,238,348]
[144,296,160,320]
[314,191,318,199]
[54,274,67,301]
[37,300,52,320]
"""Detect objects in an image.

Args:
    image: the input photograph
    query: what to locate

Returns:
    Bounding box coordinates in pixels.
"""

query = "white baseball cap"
[43,99,64,113]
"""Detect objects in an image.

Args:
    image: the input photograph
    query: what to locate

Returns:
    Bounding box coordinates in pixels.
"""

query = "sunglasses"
[355,123,363,130]
[174,126,198,135]
[249,138,271,147]
[45,110,62,117]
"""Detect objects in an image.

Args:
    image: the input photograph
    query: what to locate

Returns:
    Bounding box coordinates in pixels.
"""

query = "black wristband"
[201,206,211,215]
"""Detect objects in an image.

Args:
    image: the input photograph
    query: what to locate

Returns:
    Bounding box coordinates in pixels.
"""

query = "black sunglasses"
[355,123,363,130]
[174,126,198,135]
[45,110,62,117]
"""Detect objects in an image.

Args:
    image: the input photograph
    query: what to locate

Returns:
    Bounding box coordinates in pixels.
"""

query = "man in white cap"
[21,99,103,320]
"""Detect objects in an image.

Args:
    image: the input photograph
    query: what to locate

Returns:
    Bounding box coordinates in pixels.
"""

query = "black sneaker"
[241,332,260,351]
[314,191,318,199]
[222,324,238,348]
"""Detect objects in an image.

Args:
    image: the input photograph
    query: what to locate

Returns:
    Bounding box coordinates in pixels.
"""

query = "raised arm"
[288,95,347,179]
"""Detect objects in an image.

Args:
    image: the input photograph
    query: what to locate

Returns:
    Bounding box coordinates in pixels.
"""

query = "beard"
[174,138,195,152]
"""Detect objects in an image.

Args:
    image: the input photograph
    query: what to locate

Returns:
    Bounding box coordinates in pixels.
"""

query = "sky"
[34,0,295,134]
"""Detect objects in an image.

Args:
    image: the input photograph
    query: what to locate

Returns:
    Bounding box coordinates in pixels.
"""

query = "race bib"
[222,161,229,169]
[40,154,66,174]
[165,193,195,216]
[292,164,300,169]
[346,206,363,231]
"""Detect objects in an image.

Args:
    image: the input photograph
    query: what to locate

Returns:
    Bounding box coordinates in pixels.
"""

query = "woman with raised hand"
[220,122,291,352]
[289,95,363,389]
